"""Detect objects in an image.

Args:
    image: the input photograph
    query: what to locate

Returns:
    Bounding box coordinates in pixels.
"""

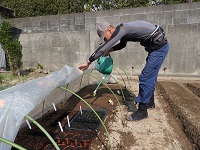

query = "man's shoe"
[126,110,148,121]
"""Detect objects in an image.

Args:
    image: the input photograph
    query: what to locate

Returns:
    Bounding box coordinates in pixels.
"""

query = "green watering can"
[93,55,113,96]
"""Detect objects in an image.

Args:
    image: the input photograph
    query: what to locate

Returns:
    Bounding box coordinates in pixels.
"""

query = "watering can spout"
[93,55,113,96]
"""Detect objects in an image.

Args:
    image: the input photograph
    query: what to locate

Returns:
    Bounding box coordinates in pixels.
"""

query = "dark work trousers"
[135,43,169,104]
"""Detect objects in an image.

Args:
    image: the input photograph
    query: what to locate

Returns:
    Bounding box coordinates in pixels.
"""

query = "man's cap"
[97,21,110,45]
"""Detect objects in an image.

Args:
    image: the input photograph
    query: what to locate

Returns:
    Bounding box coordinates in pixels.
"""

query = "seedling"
[113,64,132,90]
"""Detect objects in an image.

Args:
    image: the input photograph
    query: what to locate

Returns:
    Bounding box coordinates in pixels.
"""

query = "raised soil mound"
[157,81,200,149]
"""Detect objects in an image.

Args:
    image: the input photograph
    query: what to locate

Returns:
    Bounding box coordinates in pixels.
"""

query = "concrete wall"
[7,2,200,76]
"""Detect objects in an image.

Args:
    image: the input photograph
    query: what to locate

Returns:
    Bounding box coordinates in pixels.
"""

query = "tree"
[0,0,87,18]
[0,0,199,18]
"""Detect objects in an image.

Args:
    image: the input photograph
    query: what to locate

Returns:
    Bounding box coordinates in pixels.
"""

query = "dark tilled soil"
[185,83,200,98]
[12,84,128,150]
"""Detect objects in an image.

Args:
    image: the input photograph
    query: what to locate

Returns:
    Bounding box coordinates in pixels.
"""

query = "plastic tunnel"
[0,65,83,150]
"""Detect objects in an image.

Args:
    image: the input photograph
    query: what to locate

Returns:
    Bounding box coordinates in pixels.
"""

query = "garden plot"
[12,76,198,150]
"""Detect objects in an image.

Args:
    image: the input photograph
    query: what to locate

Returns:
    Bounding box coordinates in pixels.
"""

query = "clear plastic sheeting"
[0,65,82,150]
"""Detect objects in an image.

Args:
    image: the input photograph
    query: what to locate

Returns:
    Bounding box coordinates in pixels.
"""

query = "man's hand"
[78,60,91,70]
[104,48,113,56]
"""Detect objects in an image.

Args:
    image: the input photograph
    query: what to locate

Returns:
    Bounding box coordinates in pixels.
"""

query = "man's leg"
[147,88,155,109]
[126,43,169,121]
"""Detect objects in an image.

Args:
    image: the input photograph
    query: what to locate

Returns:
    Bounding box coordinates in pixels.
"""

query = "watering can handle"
[103,54,111,58]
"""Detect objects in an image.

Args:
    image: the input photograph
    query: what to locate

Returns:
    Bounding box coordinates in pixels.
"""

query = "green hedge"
[0,20,22,75]
[1,0,200,18]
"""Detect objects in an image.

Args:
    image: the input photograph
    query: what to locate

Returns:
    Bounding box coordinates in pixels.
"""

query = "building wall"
[7,2,200,76]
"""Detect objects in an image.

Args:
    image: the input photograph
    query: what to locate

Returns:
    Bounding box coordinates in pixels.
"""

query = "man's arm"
[112,38,127,51]
[89,26,126,63]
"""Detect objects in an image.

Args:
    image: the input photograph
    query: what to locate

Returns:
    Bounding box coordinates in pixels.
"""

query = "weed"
[0,74,4,84]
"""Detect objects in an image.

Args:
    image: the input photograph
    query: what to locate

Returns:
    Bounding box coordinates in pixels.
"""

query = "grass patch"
[0,73,21,91]
[0,71,46,91]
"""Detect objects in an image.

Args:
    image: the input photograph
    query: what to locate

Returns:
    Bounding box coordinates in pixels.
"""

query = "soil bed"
[12,84,127,150]
[157,78,200,150]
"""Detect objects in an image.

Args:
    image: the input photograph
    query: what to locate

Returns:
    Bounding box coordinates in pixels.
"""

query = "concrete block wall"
[6,2,200,76]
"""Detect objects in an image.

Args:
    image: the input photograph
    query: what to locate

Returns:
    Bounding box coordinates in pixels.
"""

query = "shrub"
[0,74,4,84]
[0,20,23,75]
